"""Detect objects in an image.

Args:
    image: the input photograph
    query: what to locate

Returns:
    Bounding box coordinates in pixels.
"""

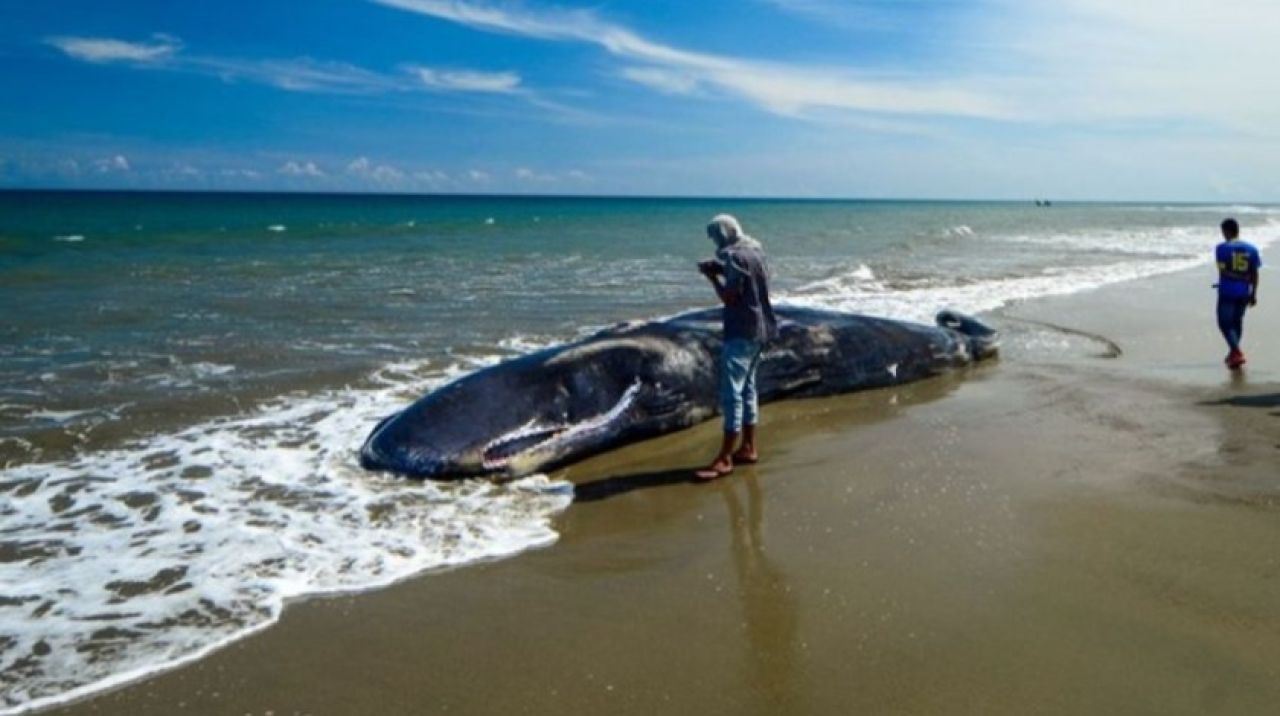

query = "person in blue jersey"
[696,214,779,481]
[1214,218,1261,369]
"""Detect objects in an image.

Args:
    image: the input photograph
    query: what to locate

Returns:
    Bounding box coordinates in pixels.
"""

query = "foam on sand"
[0,355,571,715]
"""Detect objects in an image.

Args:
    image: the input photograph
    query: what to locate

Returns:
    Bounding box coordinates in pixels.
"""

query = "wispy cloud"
[371,0,1012,119]
[197,57,398,94]
[46,34,181,64]
[46,33,526,98]
[754,0,924,31]
[619,67,700,96]
[410,66,520,93]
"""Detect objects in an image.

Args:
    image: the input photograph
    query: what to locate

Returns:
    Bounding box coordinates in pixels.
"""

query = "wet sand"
[49,267,1279,716]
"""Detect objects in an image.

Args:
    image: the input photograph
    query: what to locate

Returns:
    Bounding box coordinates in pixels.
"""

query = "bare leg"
[696,431,738,480]
[732,424,759,464]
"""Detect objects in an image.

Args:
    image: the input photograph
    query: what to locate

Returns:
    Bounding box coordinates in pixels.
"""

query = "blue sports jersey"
[1216,241,1262,299]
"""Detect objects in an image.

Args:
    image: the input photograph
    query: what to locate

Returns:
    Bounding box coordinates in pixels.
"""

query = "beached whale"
[359,306,998,480]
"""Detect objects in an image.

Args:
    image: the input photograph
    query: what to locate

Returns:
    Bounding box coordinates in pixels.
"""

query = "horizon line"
[0,186,1267,206]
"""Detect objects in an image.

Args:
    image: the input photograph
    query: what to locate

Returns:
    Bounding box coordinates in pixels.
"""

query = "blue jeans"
[1217,297,1249,351]
[720,338,763,433]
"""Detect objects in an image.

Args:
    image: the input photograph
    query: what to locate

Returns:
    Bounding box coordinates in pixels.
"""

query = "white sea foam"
[497,334,558,354]
[793,264,880,295]
[786,222,1277,323]
[25,408,97,424]
[992,225,1210,258]
[51,235,85,243]
[189,362,235,378]
[267,225,287,232]
[0,351,570,715]
[1145,204,1280,215]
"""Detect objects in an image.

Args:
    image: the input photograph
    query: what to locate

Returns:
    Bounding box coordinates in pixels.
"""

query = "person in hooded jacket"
[696,214,779,480]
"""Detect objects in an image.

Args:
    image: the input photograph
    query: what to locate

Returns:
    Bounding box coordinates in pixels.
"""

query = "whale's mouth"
[480,379,643,473]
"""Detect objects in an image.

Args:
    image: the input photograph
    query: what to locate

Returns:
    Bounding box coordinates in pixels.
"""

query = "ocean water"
[0,190,1275,712]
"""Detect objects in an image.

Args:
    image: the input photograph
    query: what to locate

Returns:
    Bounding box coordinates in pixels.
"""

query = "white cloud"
[48,34,394,94]
[467,169,491,182]
[278,160,325,177]
[566,169,591,181]
[46,34,181,64]
[983,0,1280,134]
[754,0,918,31]
[414,169,451,183]
[410,66,521,93]
[43,30,578,120]
[374,0,1280,140]
[198,57,396,94]
[514,167,556,182]
[372,0,1011,119]
[373,165,404,182]
[619,67,700,96]
[221,168,262,179]
[347,156,405,183]
[93,155,130,173]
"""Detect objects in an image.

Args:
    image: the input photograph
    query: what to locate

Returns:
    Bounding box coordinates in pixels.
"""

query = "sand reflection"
[721,474,801,713]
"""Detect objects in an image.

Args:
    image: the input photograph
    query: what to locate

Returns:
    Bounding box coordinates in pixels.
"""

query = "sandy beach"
[43,264,1278,716]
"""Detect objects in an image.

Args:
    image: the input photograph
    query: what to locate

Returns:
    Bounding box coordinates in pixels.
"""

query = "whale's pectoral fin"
[637,382,687,418]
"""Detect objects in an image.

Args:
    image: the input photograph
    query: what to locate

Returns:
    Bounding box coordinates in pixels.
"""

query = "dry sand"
[49,266,1279,716]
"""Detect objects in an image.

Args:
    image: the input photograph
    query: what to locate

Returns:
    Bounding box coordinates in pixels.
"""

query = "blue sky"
[2,0,1278,200]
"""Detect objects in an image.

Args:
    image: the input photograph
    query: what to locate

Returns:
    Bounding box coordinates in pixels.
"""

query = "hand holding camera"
[697,260,723,277]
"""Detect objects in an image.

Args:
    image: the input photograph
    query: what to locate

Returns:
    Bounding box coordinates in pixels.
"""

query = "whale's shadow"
[572,468,700,503]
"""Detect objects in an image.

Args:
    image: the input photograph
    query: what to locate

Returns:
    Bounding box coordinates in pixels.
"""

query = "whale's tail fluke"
[935,310,999,360]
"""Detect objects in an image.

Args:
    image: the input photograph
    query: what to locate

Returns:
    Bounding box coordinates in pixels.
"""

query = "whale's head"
[935,310,999,360]
[359,335,705,480]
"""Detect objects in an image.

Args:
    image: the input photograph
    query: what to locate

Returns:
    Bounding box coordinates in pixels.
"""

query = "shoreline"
[34,261,1280,716]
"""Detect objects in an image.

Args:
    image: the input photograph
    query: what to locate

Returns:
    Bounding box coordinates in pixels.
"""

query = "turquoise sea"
[0,190,1275,712]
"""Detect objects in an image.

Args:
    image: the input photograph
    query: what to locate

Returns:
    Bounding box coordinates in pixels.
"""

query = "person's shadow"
[1199,392,1280,416]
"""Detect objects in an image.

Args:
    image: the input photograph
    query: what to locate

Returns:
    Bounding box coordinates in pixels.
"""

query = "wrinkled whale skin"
[359,306,997,480]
